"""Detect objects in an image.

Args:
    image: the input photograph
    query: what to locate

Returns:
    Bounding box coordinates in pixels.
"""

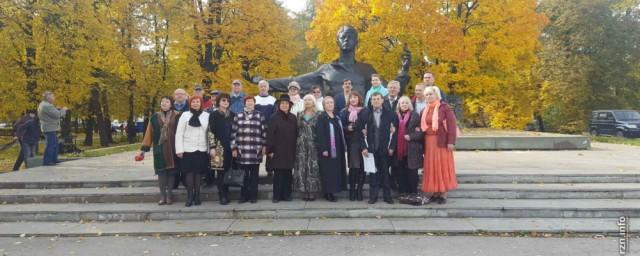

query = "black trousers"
[216,169,229,197]
[394,157,418,194]
[369,151,391,199]
[240,164,260,201]
[272,168,292,200]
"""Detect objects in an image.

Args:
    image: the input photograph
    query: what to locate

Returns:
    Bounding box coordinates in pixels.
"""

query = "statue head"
[336,25,358,51]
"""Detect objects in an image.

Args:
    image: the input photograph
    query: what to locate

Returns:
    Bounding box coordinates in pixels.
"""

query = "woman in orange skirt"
[420,86,458,204]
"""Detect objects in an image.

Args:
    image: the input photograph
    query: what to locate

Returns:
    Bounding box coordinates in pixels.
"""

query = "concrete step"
[0,199,638,222]
[1,183,640,204]
[0,217,634,237]
[2,173,638,189]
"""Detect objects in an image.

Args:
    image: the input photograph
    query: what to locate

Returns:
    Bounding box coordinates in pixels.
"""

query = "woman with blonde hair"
[315,96,347,202]
[420,86,458,204]
[392,96,423,196]
[293,94,322,201]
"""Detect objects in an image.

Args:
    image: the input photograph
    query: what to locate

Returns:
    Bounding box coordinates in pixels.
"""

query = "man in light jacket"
[37,91,67,166]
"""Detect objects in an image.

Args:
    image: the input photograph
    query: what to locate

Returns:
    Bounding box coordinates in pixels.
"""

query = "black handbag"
[223,166,245,187]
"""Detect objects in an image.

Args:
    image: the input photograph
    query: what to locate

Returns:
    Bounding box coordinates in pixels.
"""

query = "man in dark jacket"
[358,92,398,204]
[12,110,41,170]
[333,79,353,112]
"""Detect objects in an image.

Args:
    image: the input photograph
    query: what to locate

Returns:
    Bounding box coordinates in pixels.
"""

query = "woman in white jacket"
[175,96,211,207]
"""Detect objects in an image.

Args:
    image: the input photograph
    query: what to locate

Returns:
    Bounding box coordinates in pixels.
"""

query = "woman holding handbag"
[266,95,298,203]
[231,96,267,204]
[208,93,234,205]
[138,96,178,205]
[392,96,423,196]
[420,86,458,204]
[175,96,210,207]
[293,94,322,201]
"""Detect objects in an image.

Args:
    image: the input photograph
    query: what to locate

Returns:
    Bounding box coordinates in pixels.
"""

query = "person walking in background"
[175,96,210,207]
[38,91,67,166]
[208,93,235,205]
[266,95,298,203]
[339,92,365,201]
[392,96,423,196]
[138,96,179,205]
[359,92,398,204]
[231,96,267,204]
[229,79,246,114]
[293,95,322,201]
[315,96,347,202]
[420,86,458,204]
[12,110,40,171]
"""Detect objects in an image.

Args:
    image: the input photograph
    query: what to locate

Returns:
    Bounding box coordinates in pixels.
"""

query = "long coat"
[315,112,347,193]
[209,110,235,170]
[339,108,364,169]
[293,112,322,193]
[141,110,178,171]
[266,110,298,170]
[230,110,267,165]
[392,111,424,170]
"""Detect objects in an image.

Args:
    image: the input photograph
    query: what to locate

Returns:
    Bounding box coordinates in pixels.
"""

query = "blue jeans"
[43,132,59,165]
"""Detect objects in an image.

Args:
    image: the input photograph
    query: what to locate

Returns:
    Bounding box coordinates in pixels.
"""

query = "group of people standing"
[138,72,458,207]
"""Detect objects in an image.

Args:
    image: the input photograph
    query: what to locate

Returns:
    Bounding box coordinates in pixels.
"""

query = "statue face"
[336,28,357,51]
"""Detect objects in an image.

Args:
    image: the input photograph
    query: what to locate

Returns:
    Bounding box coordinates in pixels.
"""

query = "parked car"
[590,110,640,138]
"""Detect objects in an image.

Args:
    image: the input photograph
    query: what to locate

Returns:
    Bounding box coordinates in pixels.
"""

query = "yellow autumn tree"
[307,0,547,128]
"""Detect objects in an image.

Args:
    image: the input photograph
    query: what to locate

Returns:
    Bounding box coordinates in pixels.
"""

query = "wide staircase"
[0,169,638,237]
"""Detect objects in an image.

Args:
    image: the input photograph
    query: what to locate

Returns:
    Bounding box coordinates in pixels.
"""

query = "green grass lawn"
[591,136,640,146]
[0,134,141,172]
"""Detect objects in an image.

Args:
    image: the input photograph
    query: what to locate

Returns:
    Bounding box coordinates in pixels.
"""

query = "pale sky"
[279,0,307,13]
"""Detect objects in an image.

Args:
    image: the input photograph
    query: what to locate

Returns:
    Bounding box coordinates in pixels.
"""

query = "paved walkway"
[2,142,639,184]
[0,235,636,256]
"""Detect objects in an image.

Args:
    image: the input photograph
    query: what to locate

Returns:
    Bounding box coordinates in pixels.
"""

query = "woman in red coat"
[420,86,458,204]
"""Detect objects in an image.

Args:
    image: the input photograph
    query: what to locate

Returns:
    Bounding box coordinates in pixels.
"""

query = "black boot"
[219,187,229,205]
[194,188,201,206]
[185,189,193,207]
[383,190,394,204]
[356,171,365,201]
[368,188,378,204]
[349,186,356,201]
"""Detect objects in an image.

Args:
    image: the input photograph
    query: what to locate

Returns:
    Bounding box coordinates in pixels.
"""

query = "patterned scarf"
[158,110,175,145]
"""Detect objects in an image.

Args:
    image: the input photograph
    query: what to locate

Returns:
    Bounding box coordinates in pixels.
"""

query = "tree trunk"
[83,116,95,146]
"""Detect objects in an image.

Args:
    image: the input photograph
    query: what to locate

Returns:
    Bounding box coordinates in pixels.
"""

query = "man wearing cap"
[229,79,246,114]
[194,85,214,111]
[209,90,220,112]
[287,81,304,116]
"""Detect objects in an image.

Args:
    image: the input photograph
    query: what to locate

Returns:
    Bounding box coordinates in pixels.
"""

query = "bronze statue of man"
[243,25,411,97]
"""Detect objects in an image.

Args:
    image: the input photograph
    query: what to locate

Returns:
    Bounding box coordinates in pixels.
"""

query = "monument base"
[456,129,590,150]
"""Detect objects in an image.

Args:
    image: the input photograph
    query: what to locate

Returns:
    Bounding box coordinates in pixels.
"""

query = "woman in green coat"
[137,96,179,205]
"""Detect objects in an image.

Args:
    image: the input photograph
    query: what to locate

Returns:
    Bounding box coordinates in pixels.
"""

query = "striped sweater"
[230,110,267,165]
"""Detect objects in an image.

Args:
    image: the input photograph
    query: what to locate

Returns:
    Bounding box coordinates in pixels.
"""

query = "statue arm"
[243,70,325,94]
